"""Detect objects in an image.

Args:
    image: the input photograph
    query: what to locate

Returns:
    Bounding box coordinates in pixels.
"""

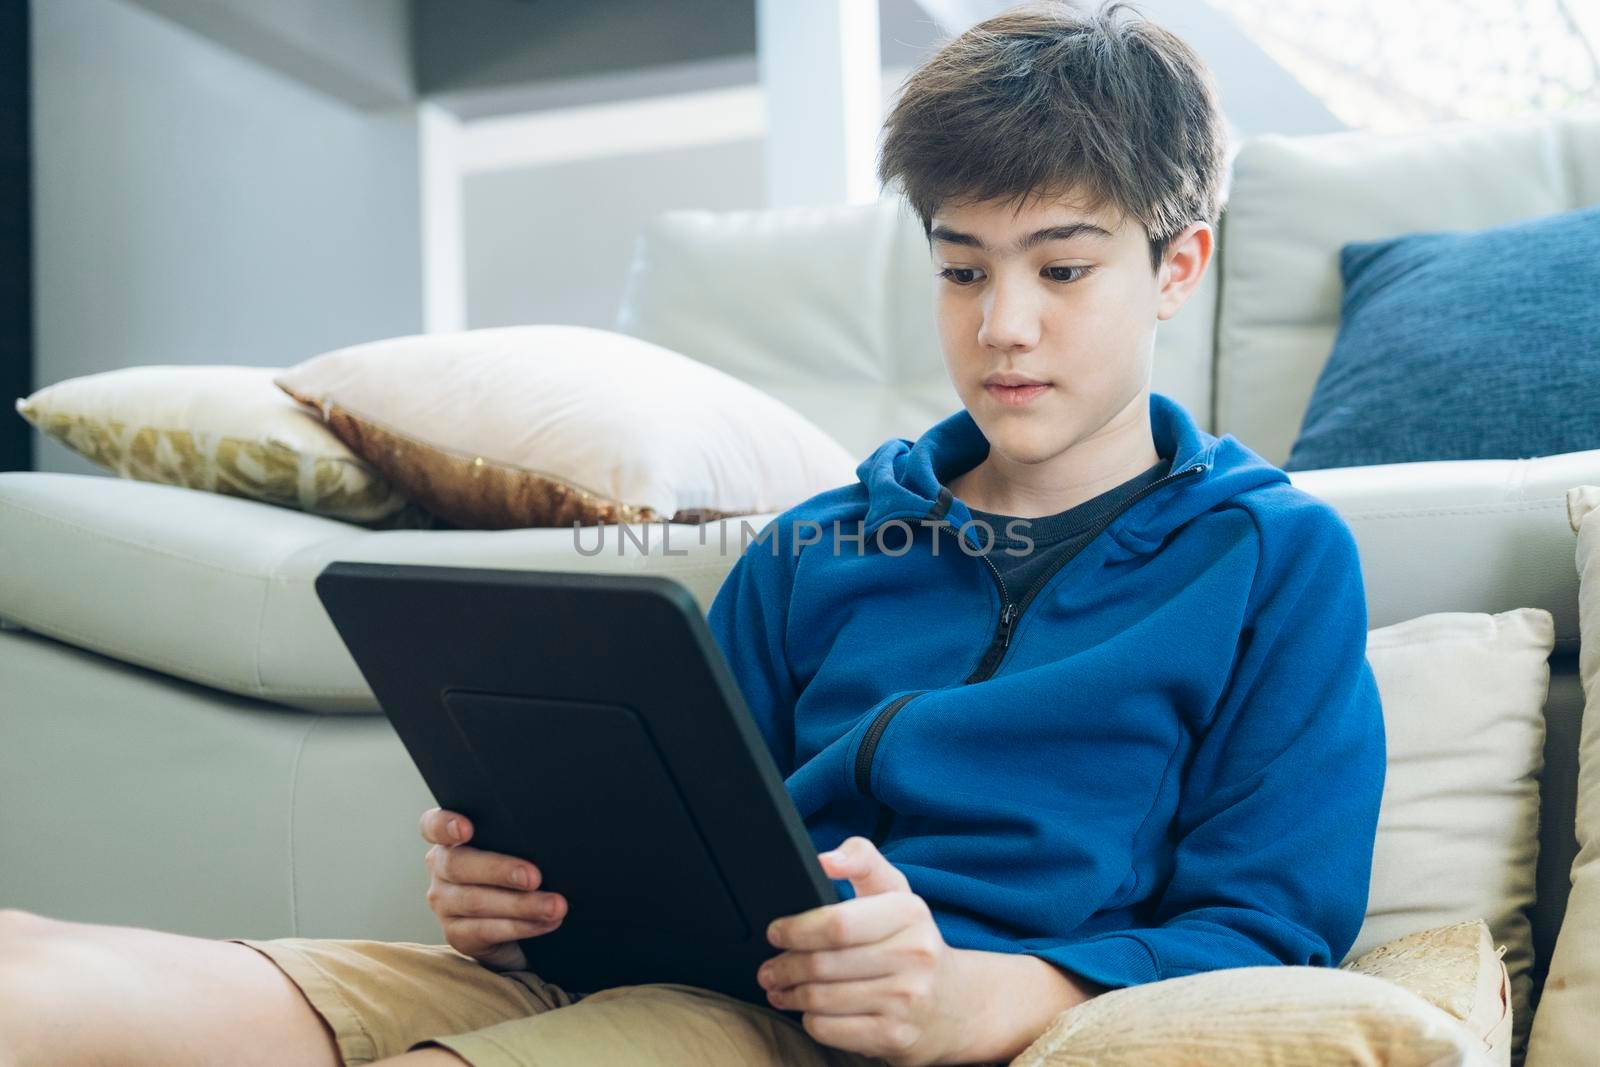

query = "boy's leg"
[0,908,341,1067]
[0,909,577,1067]
[410,981,891,1067]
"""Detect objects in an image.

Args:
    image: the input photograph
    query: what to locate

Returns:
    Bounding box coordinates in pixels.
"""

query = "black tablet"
[313,560,839,1008]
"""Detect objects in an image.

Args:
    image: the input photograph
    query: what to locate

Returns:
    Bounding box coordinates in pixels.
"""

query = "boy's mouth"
[984,382,1052,406]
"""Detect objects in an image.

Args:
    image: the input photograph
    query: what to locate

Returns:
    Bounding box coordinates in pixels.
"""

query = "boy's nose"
[977,284,1042,352]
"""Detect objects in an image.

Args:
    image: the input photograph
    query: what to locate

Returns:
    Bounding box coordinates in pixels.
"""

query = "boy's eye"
[1044,265,1092,283]
[936,266,1092,286]
[936,267,982,285]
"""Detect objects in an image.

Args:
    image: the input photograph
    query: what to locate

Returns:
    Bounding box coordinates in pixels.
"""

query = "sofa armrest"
[0,472,771,714]
[1286,447,1600,655]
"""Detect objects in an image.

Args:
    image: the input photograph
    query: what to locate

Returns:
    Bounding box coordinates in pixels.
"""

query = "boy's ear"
[1155,222,1214,322]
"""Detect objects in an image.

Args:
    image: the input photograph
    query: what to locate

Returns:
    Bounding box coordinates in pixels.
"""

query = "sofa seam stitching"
[0,617,378,697]
[286,714,321,937]
[0,496,343,580]
[1337,498,1564,521]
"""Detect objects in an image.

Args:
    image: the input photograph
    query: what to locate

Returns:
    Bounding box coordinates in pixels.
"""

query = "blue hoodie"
[705,390,1386,991]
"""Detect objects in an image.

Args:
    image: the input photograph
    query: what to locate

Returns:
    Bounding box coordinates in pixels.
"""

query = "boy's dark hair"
[876,0,1229,274]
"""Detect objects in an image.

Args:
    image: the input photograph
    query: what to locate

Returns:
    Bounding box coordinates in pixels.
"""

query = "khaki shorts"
[227,937,890,1067]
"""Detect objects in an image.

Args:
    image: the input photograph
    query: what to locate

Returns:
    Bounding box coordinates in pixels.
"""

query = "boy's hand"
[757,836,968,1067]
[419,807,568,972]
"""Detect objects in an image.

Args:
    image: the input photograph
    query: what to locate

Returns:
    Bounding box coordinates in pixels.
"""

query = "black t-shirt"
[959,456,1171,606]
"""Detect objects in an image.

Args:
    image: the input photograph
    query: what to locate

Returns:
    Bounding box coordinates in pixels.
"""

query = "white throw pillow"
[273,325,860,530]
[1355,608,1552,1064]
[1525,487,1600,1067]
[14,364,411,523]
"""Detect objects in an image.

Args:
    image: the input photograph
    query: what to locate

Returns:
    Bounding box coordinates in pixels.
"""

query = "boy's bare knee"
[0,913,53,1061]
[0,909,55,988]
[0,907,55,940]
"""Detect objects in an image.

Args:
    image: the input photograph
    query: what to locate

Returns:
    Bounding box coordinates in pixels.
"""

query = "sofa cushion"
[1356,608,1550,1061]
[14,364,413,524]
[1525,486,1600,1067]
[1342,919,1511,1064]
[1216,110,1600,465]
[1283,204,1600,471]
[614,195,1218,457]
[274,324,858,530]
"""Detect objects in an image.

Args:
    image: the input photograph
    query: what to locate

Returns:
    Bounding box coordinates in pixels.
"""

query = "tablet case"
[314,561,839,1008]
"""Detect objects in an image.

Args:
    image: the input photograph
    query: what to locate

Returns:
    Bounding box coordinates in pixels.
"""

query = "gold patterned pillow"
[14,365,418,525]
[1012,919,1509,1067]
[1342,919,1511,1064]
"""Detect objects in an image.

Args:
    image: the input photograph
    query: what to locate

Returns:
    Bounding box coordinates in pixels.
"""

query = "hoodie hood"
[855,391,1287,550]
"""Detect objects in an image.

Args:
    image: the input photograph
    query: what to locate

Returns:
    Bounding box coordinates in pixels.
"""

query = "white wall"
[463,138,765,331]
[29,0,426,475]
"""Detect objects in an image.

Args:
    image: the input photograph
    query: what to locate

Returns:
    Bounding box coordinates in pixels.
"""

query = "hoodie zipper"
[854,689,928,797]
[956,461,1208,685]
[853,459,1207,842]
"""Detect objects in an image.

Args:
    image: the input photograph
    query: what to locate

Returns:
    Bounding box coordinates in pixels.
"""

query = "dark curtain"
[0,0,32,472]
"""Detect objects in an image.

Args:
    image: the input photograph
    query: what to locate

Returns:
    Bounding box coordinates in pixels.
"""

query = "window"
[1211,0,1600,133]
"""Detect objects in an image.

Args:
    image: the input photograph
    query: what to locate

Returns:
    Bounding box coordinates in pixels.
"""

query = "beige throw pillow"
[1354,608,1552,1062]
[1525,487,1600,1066]
[14,365,412,523]
[1013,922,1504,1067]
[274,324,860,529]
[1342,919,1512,1065]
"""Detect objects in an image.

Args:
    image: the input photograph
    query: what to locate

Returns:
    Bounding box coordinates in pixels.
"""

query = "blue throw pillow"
[1282,203,1600,471]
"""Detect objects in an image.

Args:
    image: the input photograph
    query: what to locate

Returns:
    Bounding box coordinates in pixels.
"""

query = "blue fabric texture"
[706,392,1387,991]
[1284,203,1600,471]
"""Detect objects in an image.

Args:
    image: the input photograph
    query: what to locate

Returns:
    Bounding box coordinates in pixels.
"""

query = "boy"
[0,3,1384,1066]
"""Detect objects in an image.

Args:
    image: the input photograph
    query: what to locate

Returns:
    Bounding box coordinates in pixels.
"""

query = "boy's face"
[929,189,1212,468]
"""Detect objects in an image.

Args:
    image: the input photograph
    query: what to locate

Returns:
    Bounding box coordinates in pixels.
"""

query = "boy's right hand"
[420,806,568,972]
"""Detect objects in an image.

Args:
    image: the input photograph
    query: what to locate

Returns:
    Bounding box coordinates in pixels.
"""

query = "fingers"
[419,807,473,846]
[757,943,898,992]
[767,972,928,1016]
[419,806,566,968]
[432,882,567,926]
[768,891,932,952]
[424,841,541,892]
[818,836,911,896]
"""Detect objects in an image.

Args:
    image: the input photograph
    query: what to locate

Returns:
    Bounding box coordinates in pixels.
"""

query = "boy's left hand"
[757,835,968,1067]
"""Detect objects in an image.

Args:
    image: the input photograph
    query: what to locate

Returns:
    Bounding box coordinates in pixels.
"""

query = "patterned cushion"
[14,364,415,524]
[1343,919,1511,1064]
[1013,919,1508,1067]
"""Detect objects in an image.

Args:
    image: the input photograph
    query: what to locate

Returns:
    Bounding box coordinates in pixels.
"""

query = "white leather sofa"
[2,111,1597,1065]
